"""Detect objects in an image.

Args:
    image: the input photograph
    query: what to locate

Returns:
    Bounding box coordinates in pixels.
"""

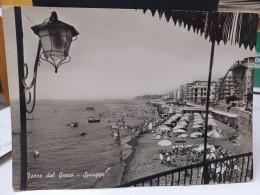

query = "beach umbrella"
[173,125,185,130]
[158,140,172,147]
[180,118,189,122]
[158,125,171,131]
[192,124,202,129]
[173,129,186,133]
[193,121,203,124]
[190,132,202,138]
[207,130,222,138]
[208,122,217,127]
[175,113,182,117]
[194,117,203,120]
[178,133,188,138]
[164,121,173,125]
[169,116,178,120]
[164,123,174,128]
[194,117,202,119]
[194,121,203,125]
[178,121,187,125]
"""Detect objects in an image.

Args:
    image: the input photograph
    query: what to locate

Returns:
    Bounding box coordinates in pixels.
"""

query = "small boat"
[67,122,79,127]
[34,151,39,158]
[88,117,100,123]
[80,131,87,136]
[86,106,95,110]
[26,117,34,120]
[113,132,119,137]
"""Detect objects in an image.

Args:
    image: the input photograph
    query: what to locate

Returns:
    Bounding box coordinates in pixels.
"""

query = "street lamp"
[31,11,79,74]
[14,8,79,190]
[23,11,79,113]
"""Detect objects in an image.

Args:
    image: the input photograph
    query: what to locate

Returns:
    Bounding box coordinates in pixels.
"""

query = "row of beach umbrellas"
[158,140,217,153]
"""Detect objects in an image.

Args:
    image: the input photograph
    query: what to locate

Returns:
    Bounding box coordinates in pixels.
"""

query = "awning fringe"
[143,9,258,50]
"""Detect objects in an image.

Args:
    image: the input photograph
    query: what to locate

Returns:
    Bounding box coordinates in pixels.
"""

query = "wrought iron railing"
[116,152,253,187]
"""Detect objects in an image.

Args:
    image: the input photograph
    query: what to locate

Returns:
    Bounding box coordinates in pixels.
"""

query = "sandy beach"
[121,107,252,184]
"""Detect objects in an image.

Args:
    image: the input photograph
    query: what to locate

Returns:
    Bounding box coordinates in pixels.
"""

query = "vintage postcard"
[2,6,257,190]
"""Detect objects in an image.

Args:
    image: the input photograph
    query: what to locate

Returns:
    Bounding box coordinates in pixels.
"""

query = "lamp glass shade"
[31,12,79,72]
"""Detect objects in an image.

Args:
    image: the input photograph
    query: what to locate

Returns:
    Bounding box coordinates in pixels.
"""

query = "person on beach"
[159,153,164,164]
[172,153,176,163]
[166,155,171,164]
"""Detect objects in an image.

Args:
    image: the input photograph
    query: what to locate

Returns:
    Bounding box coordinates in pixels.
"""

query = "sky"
[2,7,255,100]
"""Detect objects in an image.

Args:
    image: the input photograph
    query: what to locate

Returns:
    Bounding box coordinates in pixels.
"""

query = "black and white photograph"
[2,6,258,190]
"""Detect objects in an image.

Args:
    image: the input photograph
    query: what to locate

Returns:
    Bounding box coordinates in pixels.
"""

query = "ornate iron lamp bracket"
[22,40,42,114]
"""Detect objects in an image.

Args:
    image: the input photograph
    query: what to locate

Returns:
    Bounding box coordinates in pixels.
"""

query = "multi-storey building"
[243,57,255,98]
[180,85,186,100]
[184,83,193,101]
[218,72,237,100]
[233,57,255,109]
[190,81,217,103]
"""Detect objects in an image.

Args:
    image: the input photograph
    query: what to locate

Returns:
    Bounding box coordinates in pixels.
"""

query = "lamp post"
[14,7,78,190]
[202,41,215,184]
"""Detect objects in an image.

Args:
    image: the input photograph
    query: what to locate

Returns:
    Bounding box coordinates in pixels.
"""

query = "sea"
[11,99,156,190]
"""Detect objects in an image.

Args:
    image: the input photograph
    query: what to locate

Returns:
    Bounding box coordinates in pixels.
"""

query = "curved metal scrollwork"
[39,52,71,73]
[22,40,42,114]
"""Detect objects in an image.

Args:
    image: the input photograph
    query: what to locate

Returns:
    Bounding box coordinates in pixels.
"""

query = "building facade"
[180,85,185,100]
[190,80,217,103]
[218,72,237,100]
[184,83,193,101]
[239,57,254,109]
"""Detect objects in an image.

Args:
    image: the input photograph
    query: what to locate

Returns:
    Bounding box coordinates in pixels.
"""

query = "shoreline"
[120,136,138,185]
